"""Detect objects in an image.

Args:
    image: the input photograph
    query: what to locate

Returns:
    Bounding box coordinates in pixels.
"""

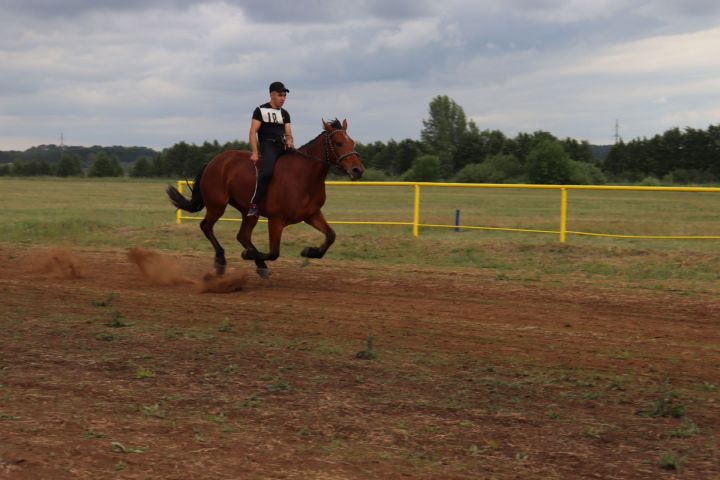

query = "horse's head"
[322,119,365,180]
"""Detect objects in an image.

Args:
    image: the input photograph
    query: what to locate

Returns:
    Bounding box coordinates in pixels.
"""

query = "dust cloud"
[127,247,247,293]
[127,247,195,286]
[31,247,85,279]
[198,271,247,293]
[30,246,247,293]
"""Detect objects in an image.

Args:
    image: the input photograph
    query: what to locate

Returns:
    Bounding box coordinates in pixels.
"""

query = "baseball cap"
[269,81,290,93]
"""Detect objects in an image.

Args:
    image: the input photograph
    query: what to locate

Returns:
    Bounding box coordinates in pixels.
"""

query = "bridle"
[324,129,360,165]
[296,129,359,167]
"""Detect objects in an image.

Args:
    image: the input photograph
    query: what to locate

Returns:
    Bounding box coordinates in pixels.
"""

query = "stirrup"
[247,205,259,217]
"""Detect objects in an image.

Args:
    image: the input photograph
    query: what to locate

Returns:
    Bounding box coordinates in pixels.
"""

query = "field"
[1,177,720,479]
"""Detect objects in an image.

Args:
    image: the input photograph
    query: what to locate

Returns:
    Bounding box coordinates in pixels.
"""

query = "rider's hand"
[250,152,259,164]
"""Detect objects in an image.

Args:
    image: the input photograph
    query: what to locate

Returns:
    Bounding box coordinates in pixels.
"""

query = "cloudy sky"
[1,0,720,151]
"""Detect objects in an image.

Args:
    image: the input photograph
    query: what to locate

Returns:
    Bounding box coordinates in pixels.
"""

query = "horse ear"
[342,119,348,130]
[322,119,332,131]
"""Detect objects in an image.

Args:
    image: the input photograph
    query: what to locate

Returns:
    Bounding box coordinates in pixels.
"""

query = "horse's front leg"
[301,210,335,259]
[236,215,270,275]
[241,216,285,278]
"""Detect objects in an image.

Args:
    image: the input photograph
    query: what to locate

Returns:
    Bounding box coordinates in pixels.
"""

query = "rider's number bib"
[259,107,284,124]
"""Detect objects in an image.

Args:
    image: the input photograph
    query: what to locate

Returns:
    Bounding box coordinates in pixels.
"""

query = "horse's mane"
[297,118,344,151]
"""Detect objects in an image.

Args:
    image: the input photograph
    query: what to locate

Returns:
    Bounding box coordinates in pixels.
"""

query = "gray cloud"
[1,0,719,149]
[231,0,436,23]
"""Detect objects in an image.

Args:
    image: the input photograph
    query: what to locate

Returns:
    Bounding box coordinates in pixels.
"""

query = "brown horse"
[166,118,365,278]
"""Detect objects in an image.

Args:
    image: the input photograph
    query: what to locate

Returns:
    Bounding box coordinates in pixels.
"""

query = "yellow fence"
[175,180,720,243]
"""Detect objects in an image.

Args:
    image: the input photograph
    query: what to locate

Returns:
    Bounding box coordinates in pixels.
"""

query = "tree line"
[354,95,719,185]
[0,140,249,178]
[2,95,718,185]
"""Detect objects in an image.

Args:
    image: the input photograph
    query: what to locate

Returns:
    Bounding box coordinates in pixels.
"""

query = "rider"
[247,81,295,217]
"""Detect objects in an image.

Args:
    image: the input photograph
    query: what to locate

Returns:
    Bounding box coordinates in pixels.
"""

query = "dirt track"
[1,245,719,479]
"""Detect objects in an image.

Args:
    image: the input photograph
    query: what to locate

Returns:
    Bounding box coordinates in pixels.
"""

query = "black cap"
[269,81,289,93]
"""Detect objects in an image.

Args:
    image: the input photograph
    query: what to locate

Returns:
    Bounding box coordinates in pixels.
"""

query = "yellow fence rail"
[175,180,720,243]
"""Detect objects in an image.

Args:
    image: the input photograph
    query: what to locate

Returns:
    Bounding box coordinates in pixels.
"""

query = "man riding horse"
[247,81,294,217]
[166,81,365,278]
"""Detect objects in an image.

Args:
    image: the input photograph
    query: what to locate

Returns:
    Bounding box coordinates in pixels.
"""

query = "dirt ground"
[1,244,719,479]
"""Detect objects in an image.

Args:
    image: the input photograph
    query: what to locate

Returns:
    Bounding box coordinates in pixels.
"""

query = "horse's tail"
[166,164,206,212]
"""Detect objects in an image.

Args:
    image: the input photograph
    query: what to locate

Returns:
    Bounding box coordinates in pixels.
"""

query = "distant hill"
[590,144,613,161]
[0,144,159,166]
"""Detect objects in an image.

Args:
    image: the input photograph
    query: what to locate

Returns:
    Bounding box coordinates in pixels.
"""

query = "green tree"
[221,139,251,151]
[507,132,533,163]
[453,121,485,171]
[37,159,53,175]
[112,156,124,176]
[356,141,386,168]
[56,153,83,177]
[200,140,221,158]
[151,153,168,176]
[393,139,422,176]
[88,151,122,177]
[130,156,153,177]
[11,160,39,176]
[525,140,572,184]
[369,139,397,172]
[478,129,508,159]
[561,138,595,164]
[164,141,192,176]
[182,145,206,177]
[421,95,467,174]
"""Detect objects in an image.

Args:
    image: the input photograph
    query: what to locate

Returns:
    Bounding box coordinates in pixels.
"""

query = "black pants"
[253,139,284,204]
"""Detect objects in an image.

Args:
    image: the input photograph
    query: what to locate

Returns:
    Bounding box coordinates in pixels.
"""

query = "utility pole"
[613,120,621,144]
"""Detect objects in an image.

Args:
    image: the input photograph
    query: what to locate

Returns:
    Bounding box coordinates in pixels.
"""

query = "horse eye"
[334,142,342,147]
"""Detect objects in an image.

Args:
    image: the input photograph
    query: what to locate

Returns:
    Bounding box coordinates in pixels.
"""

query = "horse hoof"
[256,267,271,279]
[214,263,226,276]
[301,247,321,259]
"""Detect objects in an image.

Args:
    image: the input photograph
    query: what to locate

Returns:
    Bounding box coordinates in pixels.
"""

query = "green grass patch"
[3,177,720,293]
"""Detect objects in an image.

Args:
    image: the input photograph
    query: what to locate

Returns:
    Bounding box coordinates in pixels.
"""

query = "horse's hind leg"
[201,206,227,275]
[302,210,336,259]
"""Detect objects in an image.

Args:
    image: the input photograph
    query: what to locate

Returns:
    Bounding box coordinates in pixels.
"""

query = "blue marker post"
[455,208,461,232]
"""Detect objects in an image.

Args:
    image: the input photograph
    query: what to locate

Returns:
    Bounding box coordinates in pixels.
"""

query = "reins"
[295,129,359,167]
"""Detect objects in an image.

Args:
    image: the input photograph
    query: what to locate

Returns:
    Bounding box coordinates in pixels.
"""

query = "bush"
[359,167,387,182]
[401,155,442,182]
[568,161,607,185]
[453,163,484,183]
[662,169,716,185]
[454,154,523,183]
[640,176,661,186]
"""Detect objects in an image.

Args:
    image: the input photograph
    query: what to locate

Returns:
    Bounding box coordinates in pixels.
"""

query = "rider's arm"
[249,118,261,162]
[284,123,294,149]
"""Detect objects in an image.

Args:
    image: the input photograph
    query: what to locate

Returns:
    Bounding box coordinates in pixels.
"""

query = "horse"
[166,118,365,278]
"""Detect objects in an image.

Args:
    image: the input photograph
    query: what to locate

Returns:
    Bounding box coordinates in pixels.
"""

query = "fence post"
[176,180,183,225]
[559,187,567,243]
[413,183,421,238]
